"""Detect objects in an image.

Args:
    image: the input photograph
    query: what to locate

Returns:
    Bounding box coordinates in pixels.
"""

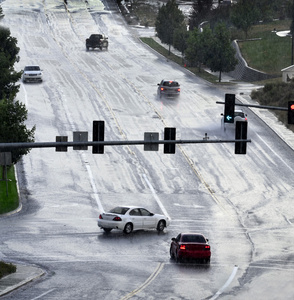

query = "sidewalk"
[0,264,45,296]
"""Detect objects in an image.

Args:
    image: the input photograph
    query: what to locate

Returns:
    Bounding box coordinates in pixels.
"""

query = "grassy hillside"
[236,20,292,76]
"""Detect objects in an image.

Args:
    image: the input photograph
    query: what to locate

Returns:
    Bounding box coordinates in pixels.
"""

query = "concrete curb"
[0,264,45,296]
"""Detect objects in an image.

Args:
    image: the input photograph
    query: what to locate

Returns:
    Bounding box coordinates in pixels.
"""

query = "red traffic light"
[288,101,294,124]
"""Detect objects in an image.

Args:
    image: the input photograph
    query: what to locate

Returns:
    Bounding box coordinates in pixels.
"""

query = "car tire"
[123,223,133,234]
[175,253,181,263]
[157,220,165,232]
[204,258,210,264]
[103,228,112,233]
[170,247,175,259]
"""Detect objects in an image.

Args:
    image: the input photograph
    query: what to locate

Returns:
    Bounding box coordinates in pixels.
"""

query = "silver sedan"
[98,206,170,234]
[22,65,43,83]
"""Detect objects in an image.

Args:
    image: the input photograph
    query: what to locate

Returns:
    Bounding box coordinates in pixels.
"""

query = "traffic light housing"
[93,121,104,154]
[288,101,294,124]
[224,94,235,123]
[164,127,176,154]
[235,121,247,154]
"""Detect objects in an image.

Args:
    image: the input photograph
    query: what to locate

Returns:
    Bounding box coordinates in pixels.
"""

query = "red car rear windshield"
[182,235,206,243]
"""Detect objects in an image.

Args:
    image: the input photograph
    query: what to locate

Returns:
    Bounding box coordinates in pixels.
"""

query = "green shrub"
[251,80,294,131]
[0,261,16,279]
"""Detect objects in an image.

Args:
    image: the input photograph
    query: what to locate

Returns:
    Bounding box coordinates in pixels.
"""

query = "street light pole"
[291,0,294,65]
[291,33,293,66]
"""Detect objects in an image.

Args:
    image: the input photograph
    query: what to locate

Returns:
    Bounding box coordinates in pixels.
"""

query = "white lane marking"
[21,83,28,107]
[82,153,104,213]
[142,174,171,220]
[31,288,56,300]
[120,263,164,300]
[210,265,239,300]
[256,133,294,173]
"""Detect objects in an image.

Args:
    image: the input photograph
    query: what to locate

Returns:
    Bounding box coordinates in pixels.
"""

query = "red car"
[170,233,211,263]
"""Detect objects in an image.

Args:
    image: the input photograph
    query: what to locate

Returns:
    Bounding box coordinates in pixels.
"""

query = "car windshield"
[163,81,179,87]
[109,207,129,215]
[182,234,206,243]
[91,34,103,39]
[25,66,40,71]
[234,111,245,117]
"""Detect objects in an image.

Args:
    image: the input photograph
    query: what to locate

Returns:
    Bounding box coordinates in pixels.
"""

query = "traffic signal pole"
[0,138,251,151]
[216,101,288,111]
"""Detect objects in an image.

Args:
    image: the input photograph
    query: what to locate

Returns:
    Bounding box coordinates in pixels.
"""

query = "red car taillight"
[113,216,122,221]
[160,87,165,91]
[180,245,186,250]
[177,88,180,92]
[99,214,103,219]
[204,245,210,250]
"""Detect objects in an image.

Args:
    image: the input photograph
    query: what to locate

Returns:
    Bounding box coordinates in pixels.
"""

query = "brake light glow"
[99,214,103,219]
[160,87,165,91]
[205,245,210,250]
[177,88,180,92]
[180,245,186,250]
[113,216,122,221]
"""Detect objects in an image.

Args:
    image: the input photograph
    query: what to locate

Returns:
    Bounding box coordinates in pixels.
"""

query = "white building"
[281,65,294,82]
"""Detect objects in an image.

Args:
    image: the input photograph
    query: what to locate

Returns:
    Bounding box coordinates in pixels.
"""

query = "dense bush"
[251,80,294,130]
[0,261,16,279]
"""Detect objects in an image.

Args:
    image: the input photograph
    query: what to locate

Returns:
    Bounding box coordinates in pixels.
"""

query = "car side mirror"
[171,238,176,241]
[206,238,209,242]
[220,113,224,116]
[157,83,160,86]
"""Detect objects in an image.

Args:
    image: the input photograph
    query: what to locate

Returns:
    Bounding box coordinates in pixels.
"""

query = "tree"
[185,27,213,70]
[155,0,185,55]
[0,98,35,164]
[0,5,4,19]
[0,26,35,165]
[230,0,259,39]
[206,22,237,82]
[173,25,189,60]
[188,0,213,31]
[0,26,22,100]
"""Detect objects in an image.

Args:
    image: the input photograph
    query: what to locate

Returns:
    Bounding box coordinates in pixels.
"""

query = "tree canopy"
[173,26,189,58]
[0,26,35,165]
[155,0,185,54]
[0,99,35,164]
[205,22,238,82]
[230,0,259,39]
[188,0,213,31]
[0,26,22,100]
[0,5,4,19]
[185,27,213,70]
